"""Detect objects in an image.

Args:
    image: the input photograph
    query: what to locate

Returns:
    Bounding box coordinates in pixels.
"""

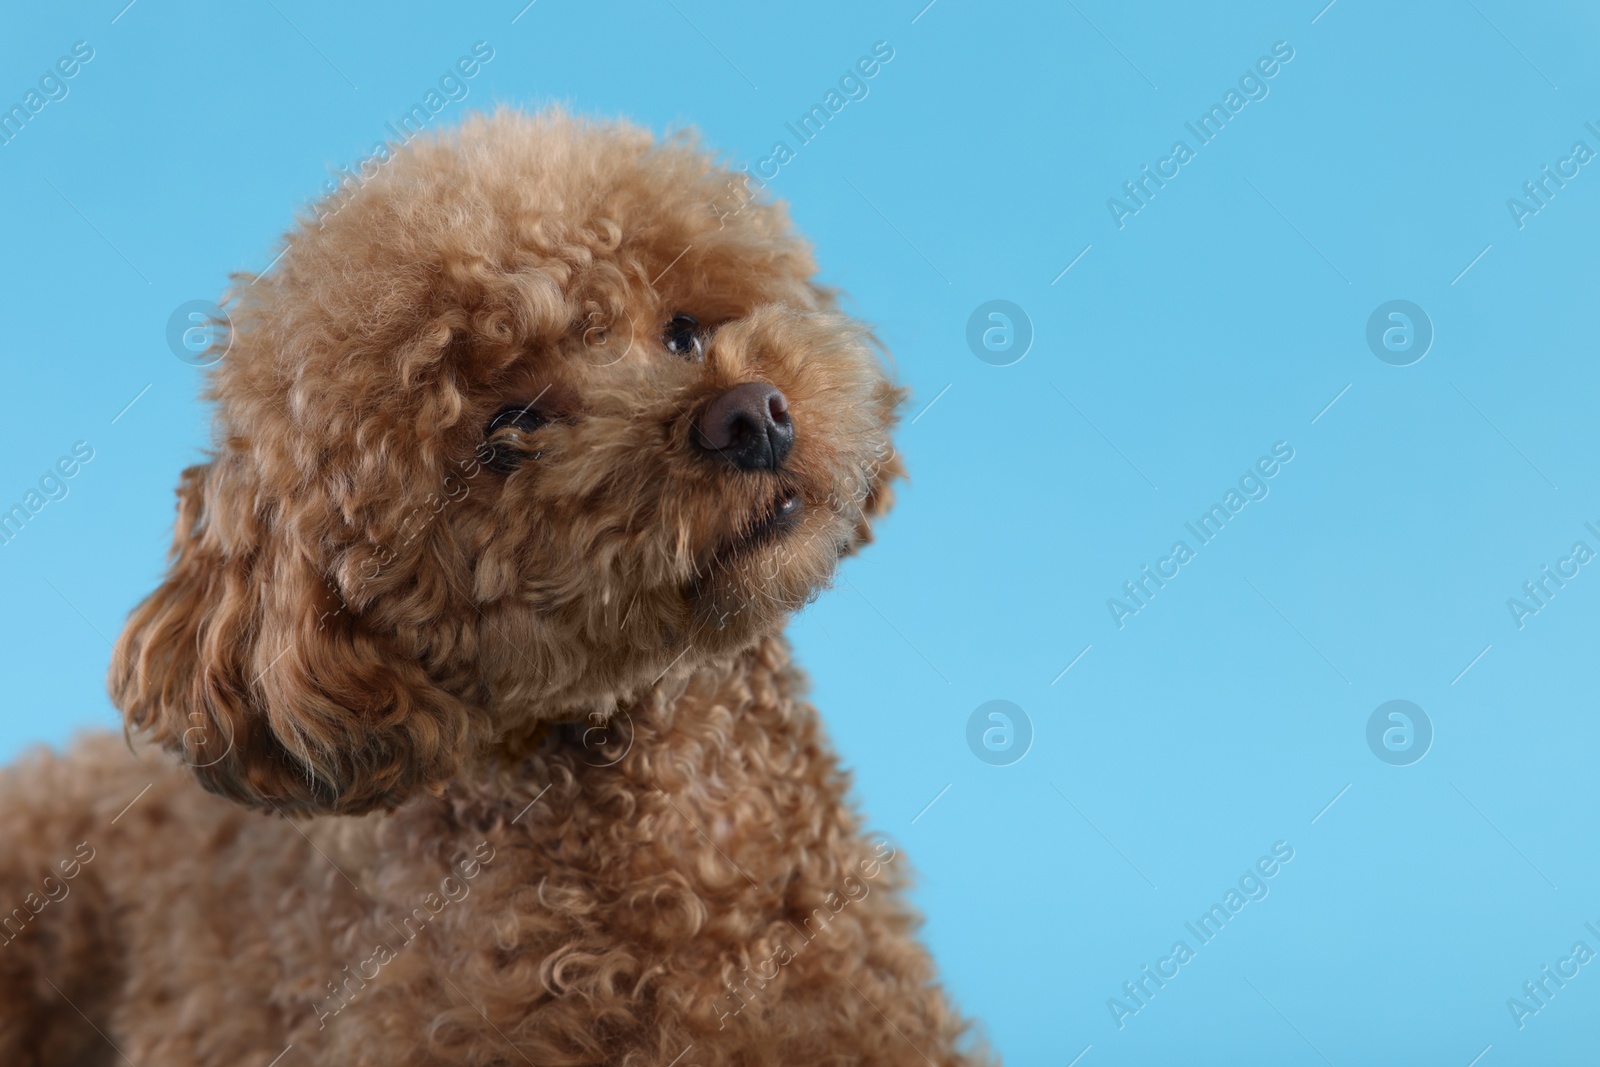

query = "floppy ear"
[109,460,477,815]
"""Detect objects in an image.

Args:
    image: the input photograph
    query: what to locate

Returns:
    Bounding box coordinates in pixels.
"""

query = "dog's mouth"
[751,489,803,539]
[722,489,804,558]
[689,487,807,583]
[678,474,863,630]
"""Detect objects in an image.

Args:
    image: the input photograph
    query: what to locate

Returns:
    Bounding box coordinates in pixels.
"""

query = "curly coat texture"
[0,110,986,1065]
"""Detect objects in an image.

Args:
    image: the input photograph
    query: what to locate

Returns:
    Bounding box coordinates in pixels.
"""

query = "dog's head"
[110,110,903,814]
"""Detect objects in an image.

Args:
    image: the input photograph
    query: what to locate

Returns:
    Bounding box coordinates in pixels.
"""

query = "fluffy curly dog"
[0,110,986,1066]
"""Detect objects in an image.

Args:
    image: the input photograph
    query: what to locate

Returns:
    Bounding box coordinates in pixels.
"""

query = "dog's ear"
[109,460,476,814]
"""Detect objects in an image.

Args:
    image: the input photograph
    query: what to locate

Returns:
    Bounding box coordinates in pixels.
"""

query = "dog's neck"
[481,636,789,781]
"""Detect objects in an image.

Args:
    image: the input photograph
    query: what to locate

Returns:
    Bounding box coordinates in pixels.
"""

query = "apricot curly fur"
[0,109,985,1065]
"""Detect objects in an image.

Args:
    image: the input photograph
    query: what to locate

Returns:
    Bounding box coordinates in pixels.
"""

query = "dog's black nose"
[695,382,794,471]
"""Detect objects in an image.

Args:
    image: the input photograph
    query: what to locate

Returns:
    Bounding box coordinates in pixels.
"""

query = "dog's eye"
[662,314,704,361]
[482,405,547,473]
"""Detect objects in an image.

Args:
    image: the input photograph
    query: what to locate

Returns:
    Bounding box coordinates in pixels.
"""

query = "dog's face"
[110,111,902,814]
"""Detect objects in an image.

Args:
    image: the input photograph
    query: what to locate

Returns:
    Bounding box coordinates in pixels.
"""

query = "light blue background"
[3,1,1599,1063]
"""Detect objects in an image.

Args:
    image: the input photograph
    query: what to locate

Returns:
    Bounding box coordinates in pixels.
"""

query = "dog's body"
[1,640,971,1065]
[0,111,983,1065]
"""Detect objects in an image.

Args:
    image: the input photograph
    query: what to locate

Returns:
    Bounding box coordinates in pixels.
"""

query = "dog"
[0,110,987,1066]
